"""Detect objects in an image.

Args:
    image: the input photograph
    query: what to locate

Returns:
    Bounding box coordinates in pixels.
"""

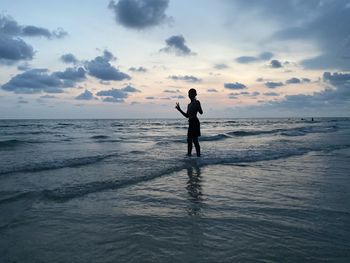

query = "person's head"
[188,88,197,100]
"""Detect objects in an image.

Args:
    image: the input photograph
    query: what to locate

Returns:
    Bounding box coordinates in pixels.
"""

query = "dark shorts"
[188,117,201,138]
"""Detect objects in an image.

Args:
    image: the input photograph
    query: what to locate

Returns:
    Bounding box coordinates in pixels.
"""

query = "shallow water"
[1,118,350,262]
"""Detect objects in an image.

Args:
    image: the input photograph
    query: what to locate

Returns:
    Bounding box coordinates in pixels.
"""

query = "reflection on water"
[186,163,202,216]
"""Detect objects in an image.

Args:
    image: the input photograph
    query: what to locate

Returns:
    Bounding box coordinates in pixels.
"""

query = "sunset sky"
[1,0,350,118]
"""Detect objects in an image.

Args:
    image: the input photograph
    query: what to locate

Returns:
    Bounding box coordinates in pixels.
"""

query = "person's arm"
[197,100,203,114]
[175,102,188,118]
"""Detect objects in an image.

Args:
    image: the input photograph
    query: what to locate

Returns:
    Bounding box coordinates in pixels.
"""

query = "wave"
[0,153,117,175]
[90,135,110,139]
[3,143,350,204]
[227,125,337,137]
[200,134,231,141]
[0,139,44,149]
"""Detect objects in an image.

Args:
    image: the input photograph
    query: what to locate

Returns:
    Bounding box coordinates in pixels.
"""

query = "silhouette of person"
[175,88,203,157]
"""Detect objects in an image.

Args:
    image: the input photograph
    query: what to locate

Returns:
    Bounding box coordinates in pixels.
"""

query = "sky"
[0,0,350,118]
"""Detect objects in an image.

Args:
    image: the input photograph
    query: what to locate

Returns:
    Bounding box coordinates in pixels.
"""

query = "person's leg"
[193,137,200,157]
[187,137,193,156]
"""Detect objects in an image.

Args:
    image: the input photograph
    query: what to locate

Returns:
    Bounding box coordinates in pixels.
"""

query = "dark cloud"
[255,1,350,70]
[54,67,86,82]
[160,35,195,56]
[0,15,67,65]
[0,34,34,64]
[207,88,218,92]
[270,59,283,68]
[17,62,31,71]
[264,81,284,89]
[108,0,170,29]
[214,63,229,70]
[263,92,279,96]
[323,71,350,85]
[21,26,51,38]
[228,93,239,99]
[240,91,250,95]
[1,67,84,94]
[0,14,68,39]
[121,85,140,92]
[224,82,247,90]
[96,88,128,103]
[236,51,273,64]
[171,95,185,99]
[75,90,94,100]
[85,51,130,81]
[261,71,350,113]
[146,96,156,100]
[128,66,147,72]
[163,89,180,93]
[286,77,301,84]
[302,78,311,83]
[61,53,78,64]
[251,91,260,96]
[169,75,201,83]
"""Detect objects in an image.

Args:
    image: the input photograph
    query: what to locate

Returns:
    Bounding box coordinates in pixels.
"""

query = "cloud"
[17,62,31,71]
[61,53,78,64]
[0,14,68,39]
[207,88,218,92]
[169,75,201,83]
[251,91,260,96]
[0,14,67,65]
[146,96,156,99]
[108,0,170,29]
[1,67,84,94]
[160,35,195,56]
[263,92,279,96]
[323,71,350,85]
[0,34,34,64]
[54,67,86,82]
[121,84,140,92]
[163,89,180,93]
[214,63,229,70]
[75,89,94,100]
[264,81,284,89]
[259,1,350,70]
[85,51,130,81]
[286,77,301,84]
[171,95,185,99]
[260,71,350,112]
[40,95,56,99]
[96,88,128,103]
[236,51,273,64]
[270,59,283,68]
[128,66,147,72]
[224,82,247,90]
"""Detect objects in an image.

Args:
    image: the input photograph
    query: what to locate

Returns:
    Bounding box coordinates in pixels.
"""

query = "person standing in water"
[175,88,203,157]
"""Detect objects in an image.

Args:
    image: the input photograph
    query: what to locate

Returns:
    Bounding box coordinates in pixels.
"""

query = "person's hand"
[175,102,181,111]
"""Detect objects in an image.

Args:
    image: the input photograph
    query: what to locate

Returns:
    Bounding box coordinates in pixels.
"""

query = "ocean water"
[0,118,350,262]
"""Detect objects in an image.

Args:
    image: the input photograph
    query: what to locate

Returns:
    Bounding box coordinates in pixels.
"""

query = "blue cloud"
[160,35,195,56]
[108,0,170,29]
[224,82,247,90]
[96,88,128,103]
[169,75,201,82]
[236,52,273,64]
[85,51,130,81]
[1,67,85,94]
[75,90,94,100]
[286,77,301,84]
[61,53,78,64]
[0,34,34,64]
[270,60,283,68]
[264,81,284,89]
[128,66,147,72]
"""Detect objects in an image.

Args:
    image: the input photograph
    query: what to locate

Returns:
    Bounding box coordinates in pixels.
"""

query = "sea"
[0,118,350,262]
